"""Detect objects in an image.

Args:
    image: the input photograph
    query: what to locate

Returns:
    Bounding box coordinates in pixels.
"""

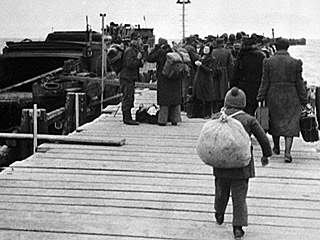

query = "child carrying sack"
[196,110,251,168]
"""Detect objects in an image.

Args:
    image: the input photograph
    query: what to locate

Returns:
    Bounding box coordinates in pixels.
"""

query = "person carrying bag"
[196,87,272,239]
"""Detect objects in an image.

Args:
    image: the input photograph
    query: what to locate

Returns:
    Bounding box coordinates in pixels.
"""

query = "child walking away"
[196,87,272,239]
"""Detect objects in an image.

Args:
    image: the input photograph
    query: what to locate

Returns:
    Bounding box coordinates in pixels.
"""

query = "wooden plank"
[10,158,320,180]
[31,151,320,168]
[2,169,320,186]
[0,179,319,202]
[0,194,319,220]
[0,186,319,211]
[38,142,320,158]
[0,231,146,240]
[0,209,319,240]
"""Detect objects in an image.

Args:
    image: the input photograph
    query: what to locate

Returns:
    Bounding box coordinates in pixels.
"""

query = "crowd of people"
[113,31,308,239]
[116,30,308,165]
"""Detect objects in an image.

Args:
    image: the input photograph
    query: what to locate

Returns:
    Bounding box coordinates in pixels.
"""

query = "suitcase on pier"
[135,104,159,124]
[255,101,269,132]
[300,109,319,142]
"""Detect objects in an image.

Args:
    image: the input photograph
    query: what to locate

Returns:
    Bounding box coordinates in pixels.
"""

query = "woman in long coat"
[257,38,307,162]
[146,38,182,125]
[192,46,219,117]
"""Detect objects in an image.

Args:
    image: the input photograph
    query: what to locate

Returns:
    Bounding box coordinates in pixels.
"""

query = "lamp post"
[100,13,106,113]
[176,0,191,42]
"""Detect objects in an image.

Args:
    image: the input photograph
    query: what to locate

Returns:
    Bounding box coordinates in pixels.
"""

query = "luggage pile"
[162,48,190,80]
[135,104,159,124]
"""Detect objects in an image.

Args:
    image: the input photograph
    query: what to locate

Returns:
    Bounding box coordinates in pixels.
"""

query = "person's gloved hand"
[195,60,202,66]
[261,156,269,167]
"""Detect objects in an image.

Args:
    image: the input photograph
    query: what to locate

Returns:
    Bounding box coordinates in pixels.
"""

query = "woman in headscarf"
[192,45,219,118]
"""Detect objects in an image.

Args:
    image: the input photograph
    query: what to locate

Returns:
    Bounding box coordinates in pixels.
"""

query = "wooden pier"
[0,89,319,240]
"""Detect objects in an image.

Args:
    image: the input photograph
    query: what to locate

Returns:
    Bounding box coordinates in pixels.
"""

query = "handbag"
[255,101,269,132]
[300,107,319,142]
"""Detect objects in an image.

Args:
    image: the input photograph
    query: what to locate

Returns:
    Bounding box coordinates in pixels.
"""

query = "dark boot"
[233,226,245,239]
[123,111,139,125]
[215,213,224,225]
[272,135,280,155]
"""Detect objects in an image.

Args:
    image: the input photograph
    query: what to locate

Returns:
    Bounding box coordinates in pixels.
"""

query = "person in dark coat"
[192,46,219,118]
[146,38,182,125]
[183,37,200,109]
[213,87,272,239]
[257,38,308,163]
[231,37,266,115]
[211,38,234,112]
[119,33,144,125]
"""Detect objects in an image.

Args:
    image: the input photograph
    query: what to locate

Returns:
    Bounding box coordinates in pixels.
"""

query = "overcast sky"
[0,0,319,40]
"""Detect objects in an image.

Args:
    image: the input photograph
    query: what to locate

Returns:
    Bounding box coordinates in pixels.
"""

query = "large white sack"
[176,48,191,62]
[196,115,251,168]
[166,52,183,63]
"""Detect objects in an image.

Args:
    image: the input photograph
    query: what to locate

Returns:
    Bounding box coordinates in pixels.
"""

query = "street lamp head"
[176,0,191,4]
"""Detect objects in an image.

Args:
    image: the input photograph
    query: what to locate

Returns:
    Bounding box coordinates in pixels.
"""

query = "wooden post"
[63,92,86,135]
[63,92,75,135]
[75,93,80,129]
[19,109,33,159]
[18,108,48,159]
[0,133,125,146]
[100,13,106,113]
[78,93,87,127]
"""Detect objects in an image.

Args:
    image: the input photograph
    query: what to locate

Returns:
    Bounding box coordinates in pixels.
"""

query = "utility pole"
[176,0,191,42]
[177,0,191,41]
[272,28,275,41]
[100,13,106,113]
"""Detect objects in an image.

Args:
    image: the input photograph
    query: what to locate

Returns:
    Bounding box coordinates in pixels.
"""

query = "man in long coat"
[231,37,266,115]
[119,33,144,125]
[211,38,234,112]
[257,38,307,162]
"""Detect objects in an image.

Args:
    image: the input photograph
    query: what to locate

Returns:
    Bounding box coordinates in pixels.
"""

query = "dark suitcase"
[135,104,159,124]
[300,110,319,142]
[255,101,269,132]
